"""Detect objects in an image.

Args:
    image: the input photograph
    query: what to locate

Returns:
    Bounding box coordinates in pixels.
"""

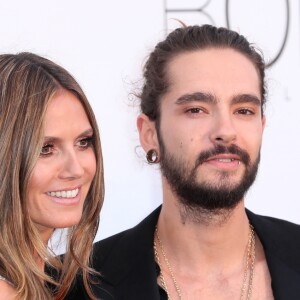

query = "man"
[70,25,300,300]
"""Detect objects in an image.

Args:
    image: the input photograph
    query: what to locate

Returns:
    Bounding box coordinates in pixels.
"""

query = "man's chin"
[195,178,245,192]
[175,180,247,212]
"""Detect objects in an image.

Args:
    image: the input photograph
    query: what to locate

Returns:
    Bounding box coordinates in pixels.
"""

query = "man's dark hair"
[140,24,266,125]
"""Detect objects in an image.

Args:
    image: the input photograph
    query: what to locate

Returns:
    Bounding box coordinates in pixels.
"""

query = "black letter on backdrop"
[225,0,290,68]
[164,0,214,29]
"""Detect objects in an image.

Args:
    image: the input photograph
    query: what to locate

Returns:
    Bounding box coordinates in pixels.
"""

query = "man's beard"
[159,136,260,219]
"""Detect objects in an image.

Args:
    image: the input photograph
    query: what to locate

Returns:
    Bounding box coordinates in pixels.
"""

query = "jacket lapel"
[247,209,300,299]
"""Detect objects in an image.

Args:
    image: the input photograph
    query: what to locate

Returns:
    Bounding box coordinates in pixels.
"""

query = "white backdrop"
[0,0,299,245]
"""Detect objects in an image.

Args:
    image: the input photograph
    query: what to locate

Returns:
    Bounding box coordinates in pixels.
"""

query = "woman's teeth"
[47,188,79,198]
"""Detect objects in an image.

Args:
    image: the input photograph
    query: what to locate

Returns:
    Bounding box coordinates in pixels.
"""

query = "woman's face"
[27,89,97,241]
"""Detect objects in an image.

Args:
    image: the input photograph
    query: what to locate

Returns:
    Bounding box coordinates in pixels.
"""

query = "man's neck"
[157,186,250,274]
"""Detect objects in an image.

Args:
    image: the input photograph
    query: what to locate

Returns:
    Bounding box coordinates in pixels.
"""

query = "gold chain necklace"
[240,224,256,300]
[154,227,182,299]
[153,225,255,300]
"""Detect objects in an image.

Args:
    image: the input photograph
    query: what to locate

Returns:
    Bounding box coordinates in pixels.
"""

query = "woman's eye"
[78,137,94,148]
[40,144,53,156]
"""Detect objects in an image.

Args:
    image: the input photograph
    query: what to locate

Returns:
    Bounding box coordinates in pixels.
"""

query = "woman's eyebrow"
[43,128,94,143]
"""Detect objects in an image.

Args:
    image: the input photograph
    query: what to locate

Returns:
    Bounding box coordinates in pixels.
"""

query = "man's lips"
[202,154,242,170]
[205,154,241,163]
[195,145,250,168]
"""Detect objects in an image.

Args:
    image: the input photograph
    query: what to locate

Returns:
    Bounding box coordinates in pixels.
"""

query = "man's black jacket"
[67,207,300,300]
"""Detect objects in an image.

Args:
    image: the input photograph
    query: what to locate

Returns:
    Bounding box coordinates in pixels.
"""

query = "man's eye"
[40,144,53,156]
[186,108,204,114]
[237,108,254,115]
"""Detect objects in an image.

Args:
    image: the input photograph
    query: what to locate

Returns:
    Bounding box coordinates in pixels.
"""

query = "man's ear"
[137,113,159,152]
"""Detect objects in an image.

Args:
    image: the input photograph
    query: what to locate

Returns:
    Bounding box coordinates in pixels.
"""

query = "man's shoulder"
[247,209,300,235]
[247,209,300,252]
[263,214,300,229]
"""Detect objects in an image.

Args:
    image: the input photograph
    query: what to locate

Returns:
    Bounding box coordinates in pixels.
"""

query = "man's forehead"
[166,48,259,78]
[164,48,261,99]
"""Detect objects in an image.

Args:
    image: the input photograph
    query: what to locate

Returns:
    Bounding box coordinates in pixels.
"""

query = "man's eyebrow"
[231,94,261,106]
[175,92,217,104]
[174,92,261,107]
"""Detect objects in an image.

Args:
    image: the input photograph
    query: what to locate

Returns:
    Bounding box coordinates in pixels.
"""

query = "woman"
[0,52,104,299]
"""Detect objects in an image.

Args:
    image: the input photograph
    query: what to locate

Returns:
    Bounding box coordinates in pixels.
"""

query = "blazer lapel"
[266,252,300,299]
[247,209,300,299]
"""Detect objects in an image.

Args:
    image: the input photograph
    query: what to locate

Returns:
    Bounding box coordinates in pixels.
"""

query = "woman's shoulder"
[0,278,16,300]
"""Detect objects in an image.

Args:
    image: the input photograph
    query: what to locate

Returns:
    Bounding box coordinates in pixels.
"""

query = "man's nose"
[209,113,237,145]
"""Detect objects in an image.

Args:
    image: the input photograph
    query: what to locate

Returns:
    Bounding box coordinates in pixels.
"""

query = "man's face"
[157,48,265,212]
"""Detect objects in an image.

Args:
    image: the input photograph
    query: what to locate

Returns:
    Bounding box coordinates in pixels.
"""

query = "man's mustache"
[195,144,250,167]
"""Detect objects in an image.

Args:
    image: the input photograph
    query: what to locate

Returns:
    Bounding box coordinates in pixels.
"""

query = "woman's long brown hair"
[0,52,104,299]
